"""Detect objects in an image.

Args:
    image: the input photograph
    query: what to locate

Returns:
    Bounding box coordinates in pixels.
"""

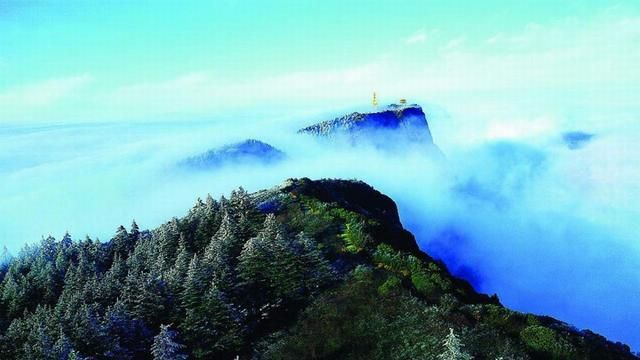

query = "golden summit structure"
[372,92,410,109]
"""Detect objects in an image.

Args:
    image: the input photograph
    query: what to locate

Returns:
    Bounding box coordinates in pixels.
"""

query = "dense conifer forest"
[0,178,635,359]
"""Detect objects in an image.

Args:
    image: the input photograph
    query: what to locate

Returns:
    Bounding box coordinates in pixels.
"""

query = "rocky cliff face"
[298,104,436,150]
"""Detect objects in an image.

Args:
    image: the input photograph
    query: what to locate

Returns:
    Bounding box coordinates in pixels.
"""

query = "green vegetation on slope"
[0,178,635,359]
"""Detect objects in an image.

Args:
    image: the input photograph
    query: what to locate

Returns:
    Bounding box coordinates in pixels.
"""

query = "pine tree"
[180,255,205,311]
[102,300,152,359]
[237,234,271,310]
[258,213,281,240]
[237,214,304,315]
[438,328,473,360]
[54,245,70,282]
[60,232,73,249]
[151,324,188,360]
[28,325,56,360]
[97,255,127,306]
[1,274,25,318]
[41,235,58,262]
[132,272,172,328]
[67,350,84,360]
[130,221,140,243]
[69,304,106,357]
[202,211,242,289]
[296,232,333,294]
[182,283,240,359]
[230,187,259,240]
[156,219,181,264]
[54,333,75,360]
[165,237,190,297]
[111,225,130,259]
[193,195,221,251]
[270,229,302,302]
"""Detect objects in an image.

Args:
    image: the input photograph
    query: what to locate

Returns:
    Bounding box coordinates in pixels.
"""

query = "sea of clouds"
[1,95,639,349]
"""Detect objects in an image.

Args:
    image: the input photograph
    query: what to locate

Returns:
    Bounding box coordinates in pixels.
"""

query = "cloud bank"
[0,97,638,348]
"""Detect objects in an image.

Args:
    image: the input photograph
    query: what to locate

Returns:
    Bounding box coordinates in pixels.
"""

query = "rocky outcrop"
[298,104,437,150]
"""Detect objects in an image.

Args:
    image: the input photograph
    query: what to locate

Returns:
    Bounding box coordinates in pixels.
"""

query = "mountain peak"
[181,139,285,170]
[298,103,435,148]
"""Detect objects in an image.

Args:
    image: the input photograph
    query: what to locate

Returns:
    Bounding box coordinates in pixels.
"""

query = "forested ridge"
[0,178,635,359]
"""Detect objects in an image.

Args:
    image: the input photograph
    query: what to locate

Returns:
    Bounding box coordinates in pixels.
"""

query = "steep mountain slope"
[180,139,286,170]
[298,104,438,151]
[0,179,635,359]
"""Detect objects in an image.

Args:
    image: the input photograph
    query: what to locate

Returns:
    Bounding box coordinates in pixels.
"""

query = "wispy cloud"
[2,11,639,126]
[0,74,92,108]
[405,29,427,44]
[101,62,386,119]
[442,36,465,51]
[105,12,639,121]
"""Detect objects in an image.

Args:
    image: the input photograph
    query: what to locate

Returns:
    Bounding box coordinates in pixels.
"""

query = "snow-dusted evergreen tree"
[237,235,269,286]
[203,211,236,264]
[296,232,333,292]
[237,215,280,297]
[67,350,85,360]
[181,282,241,359]
[54,333,74,359]
[438,328,472,360]
[111,225,131,259]
[130,220,141,244]
[60,232,73,249]
[180,255,206,311]
[238,214,308,310]
[98,255,126,305]
[165,236,190,295]
[192,194,221,251]
[156,218,181,261]
[152,324,188,360]
[203,211,242,288]
[230,187,259,238]
[28,325,56,360]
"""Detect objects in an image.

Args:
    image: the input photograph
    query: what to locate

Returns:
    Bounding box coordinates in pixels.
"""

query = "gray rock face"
[298,104,436,149]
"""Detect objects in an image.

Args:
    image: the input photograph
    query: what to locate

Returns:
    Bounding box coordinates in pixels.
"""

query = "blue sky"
[1,0,638,123]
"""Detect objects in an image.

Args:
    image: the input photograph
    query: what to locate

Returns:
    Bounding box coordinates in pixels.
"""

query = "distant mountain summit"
[181,139,285,170]
[298,104,436,150]
[562,131,595,150]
